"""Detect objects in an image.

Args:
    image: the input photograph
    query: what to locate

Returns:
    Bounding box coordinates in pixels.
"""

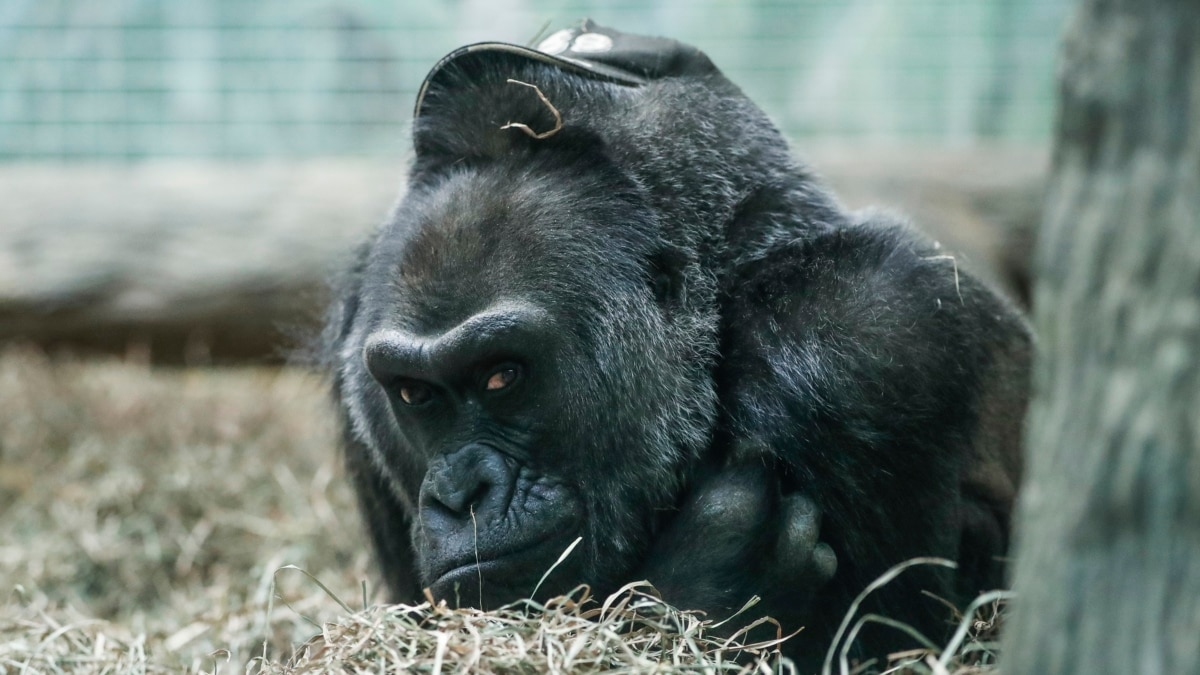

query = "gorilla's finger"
[681,463,773,532]
[777,493,821,553]
[773,493,836,584]
[811,542,838,582]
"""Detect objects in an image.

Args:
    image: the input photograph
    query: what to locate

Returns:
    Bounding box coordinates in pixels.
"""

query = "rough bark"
[1002,1,1200,672]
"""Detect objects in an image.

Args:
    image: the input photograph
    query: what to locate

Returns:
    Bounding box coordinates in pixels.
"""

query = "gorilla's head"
[329,69,722,604]
[323,22,812,605]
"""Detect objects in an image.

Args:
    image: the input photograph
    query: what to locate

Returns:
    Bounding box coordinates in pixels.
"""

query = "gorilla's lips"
[426,528,583,606]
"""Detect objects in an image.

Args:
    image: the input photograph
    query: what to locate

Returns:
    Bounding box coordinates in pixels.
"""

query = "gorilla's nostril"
[429,480,491,516]
[463,482,491,514]
[419,444,515,525]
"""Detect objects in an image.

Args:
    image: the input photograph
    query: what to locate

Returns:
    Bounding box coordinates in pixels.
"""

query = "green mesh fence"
[0,0,1072,160]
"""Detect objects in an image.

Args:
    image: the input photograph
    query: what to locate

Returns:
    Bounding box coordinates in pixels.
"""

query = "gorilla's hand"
[640,462,837,622]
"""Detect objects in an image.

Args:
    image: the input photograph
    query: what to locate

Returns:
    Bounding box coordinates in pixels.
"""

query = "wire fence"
[0,0,1073,160]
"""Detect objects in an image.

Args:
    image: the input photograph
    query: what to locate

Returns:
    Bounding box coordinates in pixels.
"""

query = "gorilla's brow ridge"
[365,301,552,376]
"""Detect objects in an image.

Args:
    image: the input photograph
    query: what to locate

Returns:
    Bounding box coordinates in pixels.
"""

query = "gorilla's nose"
[419,444,516,529]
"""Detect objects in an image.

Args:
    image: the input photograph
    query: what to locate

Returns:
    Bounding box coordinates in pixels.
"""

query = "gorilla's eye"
[485,366,520,392]
[397,381,433,406]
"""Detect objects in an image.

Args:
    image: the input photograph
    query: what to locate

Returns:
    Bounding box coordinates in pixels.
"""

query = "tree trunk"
[1002,1,1200,673]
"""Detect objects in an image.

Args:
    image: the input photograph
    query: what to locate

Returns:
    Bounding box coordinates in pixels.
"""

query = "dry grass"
[0,346,366,671]
[0,347,1002,674]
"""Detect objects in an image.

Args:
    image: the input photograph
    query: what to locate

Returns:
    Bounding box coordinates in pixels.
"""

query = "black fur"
[322,44,1030,668]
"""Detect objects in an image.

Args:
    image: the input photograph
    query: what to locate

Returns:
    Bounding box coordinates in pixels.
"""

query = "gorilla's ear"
[649,244,690,311]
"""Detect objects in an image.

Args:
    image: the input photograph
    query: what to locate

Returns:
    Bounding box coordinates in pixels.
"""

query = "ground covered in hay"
[0,348,1002,674]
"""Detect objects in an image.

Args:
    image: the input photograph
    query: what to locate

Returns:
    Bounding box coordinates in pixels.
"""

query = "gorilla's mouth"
[427,529,580,604]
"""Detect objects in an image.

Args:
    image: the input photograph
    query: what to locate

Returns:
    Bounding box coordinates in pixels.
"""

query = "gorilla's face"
[362,297,584,605]
[336,159,718,607]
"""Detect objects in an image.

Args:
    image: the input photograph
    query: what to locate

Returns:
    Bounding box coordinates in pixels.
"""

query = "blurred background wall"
[0,0,1068,361]
[0,0,1071,160]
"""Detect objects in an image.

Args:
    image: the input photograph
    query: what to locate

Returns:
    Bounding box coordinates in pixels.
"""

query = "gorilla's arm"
[647,212,1029,657]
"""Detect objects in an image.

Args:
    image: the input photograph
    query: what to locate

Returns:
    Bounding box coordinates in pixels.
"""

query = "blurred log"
[0,149,1043,363]
[0,162,403,363]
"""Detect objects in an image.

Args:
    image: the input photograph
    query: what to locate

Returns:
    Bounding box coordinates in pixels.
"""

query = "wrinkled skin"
[324,45,1030,668]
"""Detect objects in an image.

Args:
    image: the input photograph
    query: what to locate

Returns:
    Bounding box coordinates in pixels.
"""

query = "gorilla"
[322,22,1030,668]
